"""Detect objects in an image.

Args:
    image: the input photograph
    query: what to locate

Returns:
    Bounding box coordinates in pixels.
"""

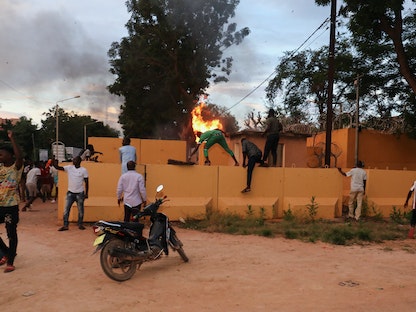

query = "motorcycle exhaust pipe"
[109,247,148,261]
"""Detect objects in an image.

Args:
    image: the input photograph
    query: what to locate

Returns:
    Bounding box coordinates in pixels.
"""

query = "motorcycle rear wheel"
[170,233,189,262]
[100,239,139,281]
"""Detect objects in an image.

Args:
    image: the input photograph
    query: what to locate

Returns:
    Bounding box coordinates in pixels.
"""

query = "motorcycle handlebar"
[132,196,168,220]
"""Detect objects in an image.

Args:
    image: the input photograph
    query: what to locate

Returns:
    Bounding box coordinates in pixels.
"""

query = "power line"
[0,78,44,105]
[226,17,330,112]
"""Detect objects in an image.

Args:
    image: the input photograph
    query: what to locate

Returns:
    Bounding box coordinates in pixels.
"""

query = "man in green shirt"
[189,129,239,166]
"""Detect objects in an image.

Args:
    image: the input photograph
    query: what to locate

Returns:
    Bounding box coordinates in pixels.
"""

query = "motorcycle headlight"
[92,225,104,236]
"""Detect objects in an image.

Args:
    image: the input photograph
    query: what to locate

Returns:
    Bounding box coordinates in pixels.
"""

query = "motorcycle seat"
[123,222,145,232]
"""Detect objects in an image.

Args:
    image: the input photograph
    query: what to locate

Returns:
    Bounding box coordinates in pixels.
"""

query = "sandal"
[4,265,15,273]
[241,187,251,193]
[0,256,7,266]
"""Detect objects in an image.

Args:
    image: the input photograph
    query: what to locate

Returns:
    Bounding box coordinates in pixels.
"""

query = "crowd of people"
[20,159,57,211]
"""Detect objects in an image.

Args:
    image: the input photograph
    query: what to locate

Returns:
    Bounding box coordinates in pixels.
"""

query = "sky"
[0,0,334,133]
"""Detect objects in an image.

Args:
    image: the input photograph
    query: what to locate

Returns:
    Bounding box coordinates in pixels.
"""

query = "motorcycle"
[92,185,189,281]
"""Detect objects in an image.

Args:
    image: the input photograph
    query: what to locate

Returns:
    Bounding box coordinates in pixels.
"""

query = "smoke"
[0,6,107,87]
[0,1,124,131]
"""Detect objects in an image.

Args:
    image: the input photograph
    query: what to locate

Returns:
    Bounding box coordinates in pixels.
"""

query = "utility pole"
[354,74,361,166]
[325,0,337,167]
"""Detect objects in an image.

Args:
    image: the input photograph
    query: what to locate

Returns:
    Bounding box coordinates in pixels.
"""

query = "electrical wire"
[0,78,44,105]
[225,17,331,112]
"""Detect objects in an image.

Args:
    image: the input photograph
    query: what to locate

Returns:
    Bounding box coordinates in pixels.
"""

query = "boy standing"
[0,131,23,273]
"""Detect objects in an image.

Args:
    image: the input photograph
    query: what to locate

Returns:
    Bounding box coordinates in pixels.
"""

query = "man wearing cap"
[117,161,147,222]
[262,109,283,167]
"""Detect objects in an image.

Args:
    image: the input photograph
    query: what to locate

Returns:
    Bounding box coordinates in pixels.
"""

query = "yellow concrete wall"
[88,137,140,165]
[217,166,282,219]
[56,160,416,223]
[306,129,354,168]
[140,139,186,165]
[307,128,416,170]
[57,162,145,222]
[91,129,416,171]
[144,164,218,220]
[89,137,185,166]
[282,168,342,219]
[365,169,414,216]
[229,133,308,168]
[58,131,416,223]
[283,136,308,168]
[359,130,416,170]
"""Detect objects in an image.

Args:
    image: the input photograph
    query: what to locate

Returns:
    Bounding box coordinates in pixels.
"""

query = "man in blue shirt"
[119,137,137,174]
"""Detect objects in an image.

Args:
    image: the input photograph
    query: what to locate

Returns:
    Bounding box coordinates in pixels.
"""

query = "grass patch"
[179,209,410,246]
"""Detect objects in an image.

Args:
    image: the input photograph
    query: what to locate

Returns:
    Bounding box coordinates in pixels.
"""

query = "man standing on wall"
[262,109,283,167]
[338,161,367,221]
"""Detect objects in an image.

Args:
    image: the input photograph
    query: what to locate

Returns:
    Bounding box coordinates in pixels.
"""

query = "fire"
[191,102,223,141]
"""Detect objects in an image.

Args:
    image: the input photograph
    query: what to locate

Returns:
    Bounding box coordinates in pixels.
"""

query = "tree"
[314,0,416,137]
[348,1,416,92]
[0,117,38,159]
[266,30,414,133]
[108,0,249,139]
[243,110,263,131]
[0,111,119,161]
[39,107,119,150]
[266,40,362,130]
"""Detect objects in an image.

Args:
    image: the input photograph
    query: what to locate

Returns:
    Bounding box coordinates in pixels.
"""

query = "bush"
[179,209,409,245]
[323,227,354,245]
[390,206,409,225]
[283,208,295,222]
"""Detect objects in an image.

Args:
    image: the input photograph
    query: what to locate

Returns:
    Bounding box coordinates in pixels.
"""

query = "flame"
[191,102,223,141]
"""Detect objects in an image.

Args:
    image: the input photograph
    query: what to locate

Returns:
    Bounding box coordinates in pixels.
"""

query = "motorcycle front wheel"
[100,239,139,281]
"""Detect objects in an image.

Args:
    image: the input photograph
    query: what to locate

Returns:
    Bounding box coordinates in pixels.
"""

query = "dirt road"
[1,201,416,312]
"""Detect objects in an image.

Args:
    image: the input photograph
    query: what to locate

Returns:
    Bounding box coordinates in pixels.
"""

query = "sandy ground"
[1,200,416,312]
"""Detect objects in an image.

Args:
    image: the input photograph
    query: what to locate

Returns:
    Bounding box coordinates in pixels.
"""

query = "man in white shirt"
[338,160,367,221]
[117,161,147,222]
[49,165,58,203]
[53,156,89,231]
[22,163,41,211]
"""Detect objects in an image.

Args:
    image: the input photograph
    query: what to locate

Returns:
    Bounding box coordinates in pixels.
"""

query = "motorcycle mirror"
[156,185,164,193]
